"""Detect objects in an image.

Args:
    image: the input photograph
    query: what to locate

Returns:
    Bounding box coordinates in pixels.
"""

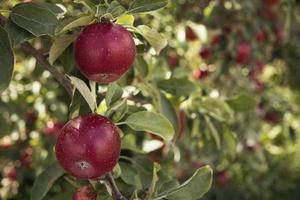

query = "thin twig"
[105,172,128,200]
[20,42,73,96]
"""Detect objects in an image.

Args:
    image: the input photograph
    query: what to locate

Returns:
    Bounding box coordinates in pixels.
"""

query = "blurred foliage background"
[1,0,300,199]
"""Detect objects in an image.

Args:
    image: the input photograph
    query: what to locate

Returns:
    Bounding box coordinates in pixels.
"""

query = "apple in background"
[185,26,198,41]
[25,108,37,124]
[211,33,222,46]
[264,111,280,124]
[72,186,97,200]
[43,120,64,138]
[216,170,230,186]
[255,79,265,93]
[199,48,212,60]
[168,50,179,67]
[274,27,285,44]
[255,30,266,43]
[255,60,265,73]
[193,68,209,80]
[4,166,17,181]
[20,148,33,168]
[235,42,251,64]
[262,0,279,6]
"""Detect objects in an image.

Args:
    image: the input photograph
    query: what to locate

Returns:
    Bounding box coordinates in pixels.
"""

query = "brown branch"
[20,42,73,96]
[105,173,128,200]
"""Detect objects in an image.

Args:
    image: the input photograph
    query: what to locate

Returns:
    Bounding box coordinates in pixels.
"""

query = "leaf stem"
[63,176,79,188]
[105,172,127,200]
[115,121,126,126]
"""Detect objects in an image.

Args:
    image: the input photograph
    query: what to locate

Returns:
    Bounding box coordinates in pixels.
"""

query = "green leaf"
[34,2,65,17]
[74,0,97,13]
[116,14,135,25]
[31,162,65,200]
[11,3,58,36]
[223,127,237,157]
[204,116,221,149]
[134,55,148,78]
[135,25,167,54]
[69,76,96,112]
[157,78,196,96]
[159,92,179,134]
[226,93,257,112]
[107,1,127,18]
[0,27,14,93]
[106,99,128,122]
[119,162,143,189]
[159,166,213,200]
[55,15,94,35]
[121,134,145,153]
[128,0,169,14]
[106,83,123,107]
[4,18,34,47]
[49,34,77,65]
[125,111,175,141]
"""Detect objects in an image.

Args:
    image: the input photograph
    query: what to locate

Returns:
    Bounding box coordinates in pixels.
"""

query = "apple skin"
[193,69,209,80]
[216,170,230,186]
[168,51,179,67]
[199,48,212,60]
[43,120,64,138]
[55,114,121,179]
[74,22,136,84]
[186,26,198,41]
[211,33,222,45]
[263,0,279,6]
[255,30,266,43]
[235,42,251,64]
[72,186,97,200]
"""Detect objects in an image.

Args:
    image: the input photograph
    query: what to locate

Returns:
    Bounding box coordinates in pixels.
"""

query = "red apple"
[55,114,121,179]
[255,60,265,73]
[74,22,136,84]
[168,50,179,67]
[216,170,230,186]
[193,68,209,80]
[265,111,280,124]
[255,79,265,93]
[211,33,222,45]
[186,26,198,41]
[199,48,212,60]
[262,0,279,6]
[255,30,266,43]
[43,120,64,138]
[72,186,97,200]
[236,42,251,64]
[25,108,37,124]
[20,148,33,167]
[4,166,17,181]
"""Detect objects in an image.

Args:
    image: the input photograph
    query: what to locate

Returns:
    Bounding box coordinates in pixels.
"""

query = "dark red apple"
[255,60,265,73]
[211,33,222,46]
[74,22,136,84]
[199,48,212,60]
[72,186,97,200]
[5,166,17,181]
[263,0,279,6]
[236,42,251,64]
[216,170,230,186]
[255,79,265,93]
[25,108,37,124]
[255,30,266,43]
[55,114,121,179]
[265,111,280,124]
[193,68,209,80]
[168,50,179,67]
[43,120,64,138]
[20,148,33,167]
[186,26,198,41]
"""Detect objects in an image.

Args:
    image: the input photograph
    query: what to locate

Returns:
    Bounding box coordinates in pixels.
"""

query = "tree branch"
[105,172,128,200]
[20,42,73,96]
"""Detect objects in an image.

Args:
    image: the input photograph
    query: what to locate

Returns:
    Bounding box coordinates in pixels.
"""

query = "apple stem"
[105,172,127,200]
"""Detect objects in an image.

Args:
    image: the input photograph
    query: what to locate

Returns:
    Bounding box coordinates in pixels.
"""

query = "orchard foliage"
[0,0,300,200]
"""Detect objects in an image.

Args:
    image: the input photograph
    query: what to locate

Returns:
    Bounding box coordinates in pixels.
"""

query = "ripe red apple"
[255,30,266,43]
[72,186,97,200]
[199,48,212,60]
[262,0,279,6]
[25,108,37,124]
[4,166,17,181]
[55,114,121,179]
[236,42,251,64]
[186,26,198,41]
[193,68,209,80]
[265,111,280,124]
[43,120,64,138]
[168,50,179,67]
[74,22,136,84]
[211,33,222,46]
[20,148,33,167]
[216,170,230,186]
